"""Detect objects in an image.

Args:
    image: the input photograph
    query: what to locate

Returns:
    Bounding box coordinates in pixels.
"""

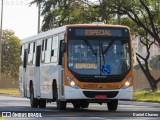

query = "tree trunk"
[136,56,157,92]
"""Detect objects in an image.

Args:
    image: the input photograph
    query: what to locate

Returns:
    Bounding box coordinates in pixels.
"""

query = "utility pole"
[0,0,4,80]
[38,3,41,33]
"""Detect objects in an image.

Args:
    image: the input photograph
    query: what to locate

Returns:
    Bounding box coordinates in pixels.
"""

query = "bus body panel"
[35,67,41,98]
[25,66,34,98]
[40,64,61,99]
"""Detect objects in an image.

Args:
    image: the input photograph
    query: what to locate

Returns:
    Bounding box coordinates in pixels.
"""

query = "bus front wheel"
[72,102,81,109]
[107,99,118,111]
[81,102,89,108]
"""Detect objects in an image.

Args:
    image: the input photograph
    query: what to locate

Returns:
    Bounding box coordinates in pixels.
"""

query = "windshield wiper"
[83,40,97,56]
[101,39,116,65]
[100,42,105,65]
[103,39,115,54]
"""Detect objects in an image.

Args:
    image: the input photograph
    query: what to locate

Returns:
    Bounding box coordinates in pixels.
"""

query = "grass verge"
[0,88,160,103]
[0,88,19,96]
[133,90,160,103]
[0,117,5,120]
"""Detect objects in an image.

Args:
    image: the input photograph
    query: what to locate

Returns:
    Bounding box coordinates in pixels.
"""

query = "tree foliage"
[31,0,94,31]
[2,30,21,79]
[106,0,160,91]
[31,0,160,91]
[31,0,115,31]
[107,0,160,44]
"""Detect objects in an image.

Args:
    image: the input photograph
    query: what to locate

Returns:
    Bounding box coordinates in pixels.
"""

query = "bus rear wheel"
[39,99,46,108]
[107,99,118,111]
[30,84,38,108]
[56,100,66,110]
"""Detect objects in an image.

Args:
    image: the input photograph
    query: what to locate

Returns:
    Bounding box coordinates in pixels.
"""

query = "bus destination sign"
[85,30,111,36]
[74,28,128,37]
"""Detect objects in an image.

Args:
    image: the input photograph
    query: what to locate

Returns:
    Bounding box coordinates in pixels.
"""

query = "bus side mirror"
[60,41,66,53]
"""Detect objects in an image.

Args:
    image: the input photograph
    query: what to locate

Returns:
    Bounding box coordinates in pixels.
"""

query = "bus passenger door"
[35,45,41,97]
[58,40,65,99]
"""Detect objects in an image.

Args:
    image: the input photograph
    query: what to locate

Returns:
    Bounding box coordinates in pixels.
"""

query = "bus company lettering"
[83,84,97,89]
[75,63,96,69]
[85,30,111,36]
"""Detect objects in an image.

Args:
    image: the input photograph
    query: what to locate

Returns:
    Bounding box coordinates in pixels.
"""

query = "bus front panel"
[64,26,133,101]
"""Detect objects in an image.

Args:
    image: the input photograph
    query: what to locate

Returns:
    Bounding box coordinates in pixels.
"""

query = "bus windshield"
[68,39,131,75]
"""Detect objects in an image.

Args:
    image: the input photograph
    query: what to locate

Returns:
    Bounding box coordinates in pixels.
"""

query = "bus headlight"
[122,77,133,89]
[67,76,80,89]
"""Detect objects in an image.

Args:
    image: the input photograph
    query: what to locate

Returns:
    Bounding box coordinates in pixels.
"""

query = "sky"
[1,0,40,39]
[1,0,97,39]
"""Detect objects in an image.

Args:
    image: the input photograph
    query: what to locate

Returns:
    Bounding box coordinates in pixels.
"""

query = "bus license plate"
[95,95,107,99]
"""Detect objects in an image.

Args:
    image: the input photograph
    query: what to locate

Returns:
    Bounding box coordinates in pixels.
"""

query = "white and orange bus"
[19,23,133,111]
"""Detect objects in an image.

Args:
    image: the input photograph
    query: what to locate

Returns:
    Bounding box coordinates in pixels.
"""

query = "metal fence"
[133,70,160,91]
[0,75,18,88]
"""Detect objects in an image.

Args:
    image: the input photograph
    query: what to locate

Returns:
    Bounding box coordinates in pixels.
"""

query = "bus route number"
[83,84,97,89]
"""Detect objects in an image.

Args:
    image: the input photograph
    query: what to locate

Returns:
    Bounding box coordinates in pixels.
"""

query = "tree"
[107,0,160,91]
[2,30,21,79]
[31,0,98,31]
[30,0,114,31]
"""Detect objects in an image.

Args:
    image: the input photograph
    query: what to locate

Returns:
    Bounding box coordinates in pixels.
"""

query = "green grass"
[0,117,5,120]
[0,88,160,103]
[0,88,19,96]
[133,90,160,103]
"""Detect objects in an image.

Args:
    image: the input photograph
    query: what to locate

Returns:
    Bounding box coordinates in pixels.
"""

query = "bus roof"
[66,24,129,28]
[21,24,129,44]
[21,25,66,44]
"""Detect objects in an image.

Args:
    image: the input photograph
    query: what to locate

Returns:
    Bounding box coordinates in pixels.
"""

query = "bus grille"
[76,76,124,83]
[83,91,118,98]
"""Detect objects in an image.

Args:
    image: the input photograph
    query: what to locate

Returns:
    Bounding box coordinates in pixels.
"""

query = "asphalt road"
[0,95,160,120]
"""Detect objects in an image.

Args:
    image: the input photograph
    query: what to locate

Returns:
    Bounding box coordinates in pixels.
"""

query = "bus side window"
[27,43,30,64]
[58,33,65,65]
[20,45,24,66]
[28,42,34,65]
[59,40,65,66]
[45,39,47,50]
[42,40,44,51]
[41,40,45,63]
[33,42,36,65]
[45,38,52,63]
[28,43,30,54]
[51,36,58,63]
[23,49,27,69]
[36,45,41,67]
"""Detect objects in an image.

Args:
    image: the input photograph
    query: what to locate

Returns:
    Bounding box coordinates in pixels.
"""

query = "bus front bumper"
[64,86,133,100]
